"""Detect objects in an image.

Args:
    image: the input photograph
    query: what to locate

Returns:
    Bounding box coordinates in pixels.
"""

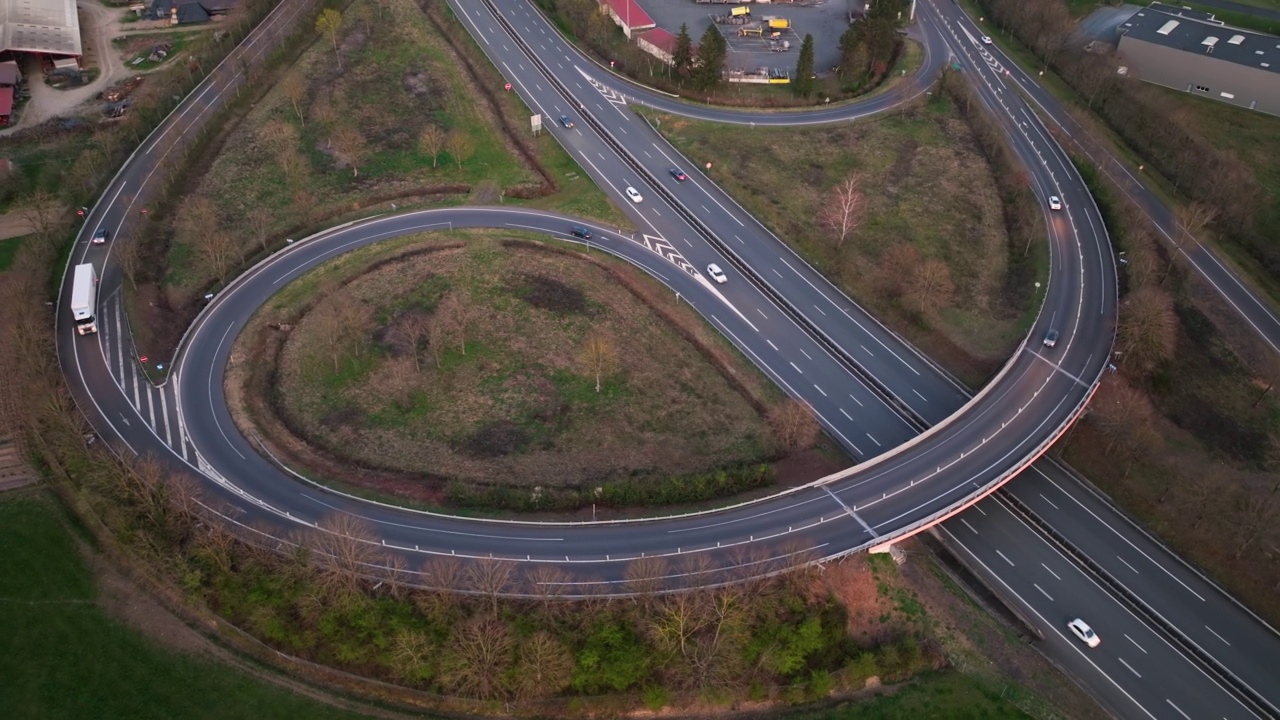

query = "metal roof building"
[1118,2,1280,115]
[0,0,81,57]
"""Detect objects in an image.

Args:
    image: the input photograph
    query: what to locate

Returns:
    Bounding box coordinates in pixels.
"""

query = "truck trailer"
[70,263,98,335]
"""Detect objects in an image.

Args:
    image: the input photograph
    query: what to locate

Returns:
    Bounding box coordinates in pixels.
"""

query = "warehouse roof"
[1120,1,1280,75]
[0,0,81,56]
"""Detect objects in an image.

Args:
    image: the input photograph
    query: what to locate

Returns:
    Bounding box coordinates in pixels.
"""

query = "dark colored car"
[559,115,574,128]
[669,167,687,182]
[92,227,110,244]
[570,226,591,239]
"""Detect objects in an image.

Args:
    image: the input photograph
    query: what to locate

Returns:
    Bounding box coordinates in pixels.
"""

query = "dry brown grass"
[643,98,1023,385]
[257,232,774,491]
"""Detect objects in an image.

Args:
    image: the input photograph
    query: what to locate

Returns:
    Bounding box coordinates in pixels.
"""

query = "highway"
[54,0,1280,717]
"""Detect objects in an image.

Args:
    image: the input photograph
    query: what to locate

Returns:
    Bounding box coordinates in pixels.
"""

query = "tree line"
[974,0,1266,273]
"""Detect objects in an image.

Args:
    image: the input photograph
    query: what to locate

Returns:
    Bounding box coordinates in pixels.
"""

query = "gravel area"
[638,0,857,75]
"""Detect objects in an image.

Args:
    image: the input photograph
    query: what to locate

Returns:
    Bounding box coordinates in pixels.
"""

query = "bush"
[641,685,670,711]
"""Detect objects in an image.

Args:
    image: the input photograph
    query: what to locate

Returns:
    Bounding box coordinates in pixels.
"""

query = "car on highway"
[569,226,591,239]
[625,186,643,203]
[1043,329,1059,348]
[981,35,992,45]
[1068,618,1101,648]
[706,263,727,284]
[669,167,687,182]
[91,227,110,244]
[1048,195,1062,210]
[558,115,574,128]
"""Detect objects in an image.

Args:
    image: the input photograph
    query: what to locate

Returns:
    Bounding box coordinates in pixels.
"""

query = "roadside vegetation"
[973,0,1280,307]
[640,73,1043,386]
[125,0,624,376]
[227,229,848,514]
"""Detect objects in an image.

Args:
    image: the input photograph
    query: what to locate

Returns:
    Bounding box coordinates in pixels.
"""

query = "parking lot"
[639,0,856,75]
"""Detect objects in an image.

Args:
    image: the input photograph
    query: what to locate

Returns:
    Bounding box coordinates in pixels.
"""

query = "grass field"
[0,491,376,720]
[157,0,623,310]
[639,94,1028,385]
[270,231,774,491]
[1138,86,1280,305]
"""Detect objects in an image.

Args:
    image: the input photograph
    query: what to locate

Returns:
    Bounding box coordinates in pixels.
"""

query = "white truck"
[70,263,98,335]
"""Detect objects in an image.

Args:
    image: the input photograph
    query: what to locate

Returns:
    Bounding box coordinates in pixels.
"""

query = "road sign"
[504,82,511,91]
[140,355,148,363]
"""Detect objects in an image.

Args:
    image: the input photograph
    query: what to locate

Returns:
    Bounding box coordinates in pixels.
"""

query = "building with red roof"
[599,0,655,39]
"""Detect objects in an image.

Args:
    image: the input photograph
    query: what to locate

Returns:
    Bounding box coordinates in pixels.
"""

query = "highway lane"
[464,0,973,426]
[926,0,1280,712]
[55,0,1280,714]
[953,6,1280,354]
[943,496,1261,720]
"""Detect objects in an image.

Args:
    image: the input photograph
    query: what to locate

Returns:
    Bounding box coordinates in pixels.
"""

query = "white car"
[706,263,728,284]
[1068,618,1101,648]
[625,186,643,203]
[1049,195,1063,211]
[981,35,992,45]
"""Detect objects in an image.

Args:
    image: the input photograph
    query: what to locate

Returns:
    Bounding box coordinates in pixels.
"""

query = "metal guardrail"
[997,488,1278,719]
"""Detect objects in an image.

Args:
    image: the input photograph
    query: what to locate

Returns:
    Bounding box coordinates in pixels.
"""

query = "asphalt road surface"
[55,0,1280,717]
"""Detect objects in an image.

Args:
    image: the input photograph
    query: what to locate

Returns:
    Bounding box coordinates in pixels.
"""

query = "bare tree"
[419,125,446,168]
[258,119,297,152]
[768,398,820,455]
[1088,374,1159,470]
[311,288,368,373]
[445,129,473,171]
[115,225,142,289]
[278,147,308,190]
[1234,490,1277,558]
[356,1,375,35]
[292,189,317,225]
[580,332,620,393]
[1162,201,1216,284]
[281,73,307,125]
[905,258,956,317]
[400,312,431,372]
[820,172,866,249]
[625,556,669,610]
[331,125,368,177]
[511,631,574,700]
[1116,285,1176,377]
[309,514,380,599]
[436,290,471,355]
[13,189,65,249]
[876,243,921,299]
[316,9,344,68]
[524,564,571,619]
[175,196,220,250]
[196,229,239,283]
[464,559,515,616]
[440,615,514,699]
[247,207,274,253]
[389,629,437,684]
[310,95,338,148]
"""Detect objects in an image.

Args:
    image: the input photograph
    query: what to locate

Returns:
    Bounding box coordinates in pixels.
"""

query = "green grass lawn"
[0,491,379,720]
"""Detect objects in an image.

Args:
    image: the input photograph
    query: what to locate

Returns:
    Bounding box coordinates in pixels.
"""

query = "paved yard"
[639,0,856,75]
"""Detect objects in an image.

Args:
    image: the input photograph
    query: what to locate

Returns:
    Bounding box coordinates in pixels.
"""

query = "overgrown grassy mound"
[268,235,775,499]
